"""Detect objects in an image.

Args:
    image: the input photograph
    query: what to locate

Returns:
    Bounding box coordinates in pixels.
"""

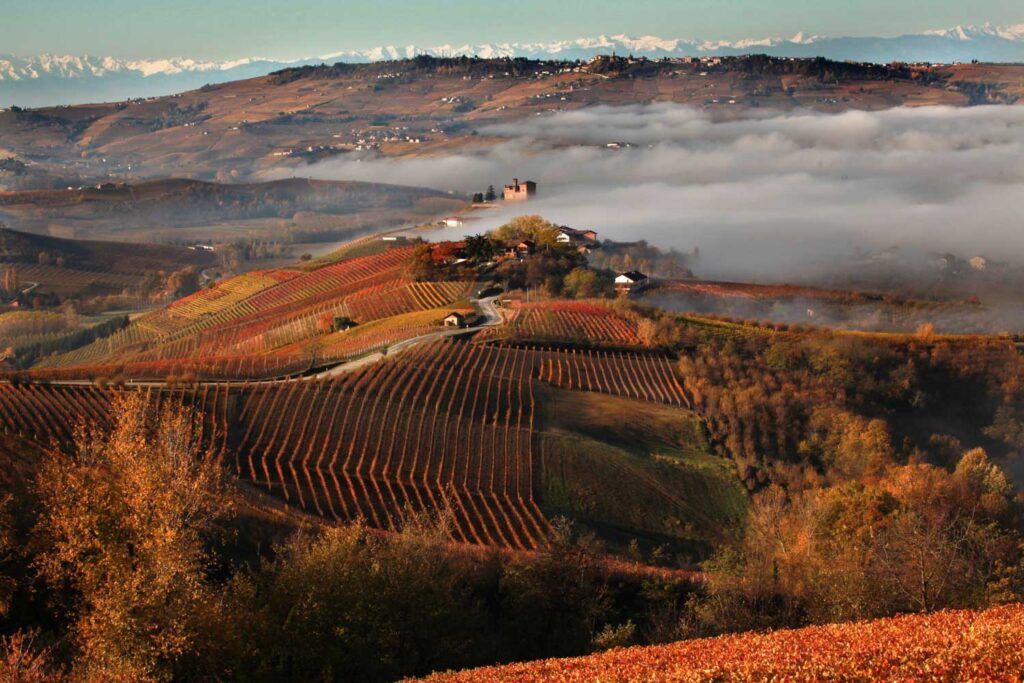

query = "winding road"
[14,294,505,387]
[313,295,503,379]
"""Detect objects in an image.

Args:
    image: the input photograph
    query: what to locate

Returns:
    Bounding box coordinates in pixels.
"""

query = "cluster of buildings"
[442,177,649,294]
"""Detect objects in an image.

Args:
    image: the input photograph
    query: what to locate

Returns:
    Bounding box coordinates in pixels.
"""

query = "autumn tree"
[34,393,229,681]
[694,451,1023,634]
[491,215,562,247]
[463,233,496,262]
[1,267,18,295]
[562,267,610,299]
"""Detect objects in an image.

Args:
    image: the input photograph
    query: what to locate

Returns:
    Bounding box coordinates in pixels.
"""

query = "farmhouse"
[969,255,989,271]
[615,270,649,293]
[443,311,467,328]
[503,239,535,260]
[503,178,536,202]
[556,226,598,246]
[442,216,467,228]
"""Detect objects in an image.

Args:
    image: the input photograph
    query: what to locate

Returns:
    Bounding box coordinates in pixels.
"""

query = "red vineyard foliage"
[484,300,644,347]
[0,342,692,548]
[420,603,1024,682]
[0,340,552,550]
[534,346,690,407]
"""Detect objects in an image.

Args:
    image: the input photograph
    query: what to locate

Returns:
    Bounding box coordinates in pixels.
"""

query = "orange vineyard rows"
[420,603,1024,682]
[486,301,643,346]
[0,340,691,548]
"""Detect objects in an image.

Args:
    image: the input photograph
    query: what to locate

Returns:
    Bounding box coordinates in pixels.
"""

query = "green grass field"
[536,387,747,560]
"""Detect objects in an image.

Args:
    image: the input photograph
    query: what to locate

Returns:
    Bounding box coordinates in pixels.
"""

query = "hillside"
[0,238,736,556]
[0,216,1020,681]
[0,225,213,274]
[0,225,214,299]
[0,220,1019,554]
[1,55,1021,190]
[0,177,463,242]
[420,604,1024,681]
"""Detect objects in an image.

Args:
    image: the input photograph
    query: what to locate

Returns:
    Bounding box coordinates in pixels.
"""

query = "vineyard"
[534,346,690,407]
[484,300,644,347]
[281,306,472,364]
[422,603,1024,682]
[31,246,472,379]
[0,330,701,549]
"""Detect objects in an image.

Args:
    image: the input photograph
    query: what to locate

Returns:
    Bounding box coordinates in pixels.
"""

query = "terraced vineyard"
[534,347,690,407]
[33,246,472,379]
[0,334,697,549]
[485,300,644,346]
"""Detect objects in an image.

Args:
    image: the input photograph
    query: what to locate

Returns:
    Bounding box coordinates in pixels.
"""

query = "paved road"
[313,295,502,379]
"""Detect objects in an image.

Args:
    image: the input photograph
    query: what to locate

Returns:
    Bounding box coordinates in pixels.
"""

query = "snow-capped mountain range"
[2,24,1023,108]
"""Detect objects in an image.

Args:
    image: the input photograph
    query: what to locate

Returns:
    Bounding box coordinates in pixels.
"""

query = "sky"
[2,0,1022,60]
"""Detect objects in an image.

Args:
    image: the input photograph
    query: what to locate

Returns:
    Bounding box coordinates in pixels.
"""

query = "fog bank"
[276,104,1024,281]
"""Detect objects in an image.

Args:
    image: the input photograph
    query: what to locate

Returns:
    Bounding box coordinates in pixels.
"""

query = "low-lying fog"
[277,104,1024,287]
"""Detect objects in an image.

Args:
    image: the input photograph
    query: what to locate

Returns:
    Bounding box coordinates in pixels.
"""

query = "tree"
[492,215,561,247]
[464,234,495,262]
[34,393,229,680]
[165,267,200,299]
[485,185,497,202]
[225,511,487,681]
[472,192,484,204]
[405,243,439,282]
[1,267,17,294]
[563,268,601,299]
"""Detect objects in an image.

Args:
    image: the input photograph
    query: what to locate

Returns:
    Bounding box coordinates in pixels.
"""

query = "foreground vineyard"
[232,340,548,549]
[421,604,1024,682]
[0,337,697,549]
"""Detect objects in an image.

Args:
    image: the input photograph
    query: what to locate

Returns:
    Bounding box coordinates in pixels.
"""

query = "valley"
[0,18,1021,680]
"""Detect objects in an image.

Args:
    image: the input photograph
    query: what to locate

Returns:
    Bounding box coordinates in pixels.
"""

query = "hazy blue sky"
[3,0,1021,60]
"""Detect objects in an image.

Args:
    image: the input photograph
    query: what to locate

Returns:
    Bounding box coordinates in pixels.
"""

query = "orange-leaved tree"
[34,392,229,681]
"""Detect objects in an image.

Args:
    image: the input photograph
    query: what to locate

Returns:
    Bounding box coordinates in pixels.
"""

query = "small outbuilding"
[615,271,649,293]
[443,312,467,328]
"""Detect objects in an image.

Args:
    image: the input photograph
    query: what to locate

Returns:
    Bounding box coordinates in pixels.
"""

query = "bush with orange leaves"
[34,393,230,682]
[419,603,1024,682]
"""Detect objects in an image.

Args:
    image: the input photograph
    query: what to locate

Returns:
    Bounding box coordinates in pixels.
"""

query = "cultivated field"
[0,329,705,550]
[421,603,1024,682]
[32,245,476,377]
[483,300,644,347]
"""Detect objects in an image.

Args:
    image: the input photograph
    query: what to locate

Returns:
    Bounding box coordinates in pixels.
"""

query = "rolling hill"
[0,239,740,556]
[0,225,215,297]
[0,177,463,242]
[1,55,1021,192]
[3,24,1024,107]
